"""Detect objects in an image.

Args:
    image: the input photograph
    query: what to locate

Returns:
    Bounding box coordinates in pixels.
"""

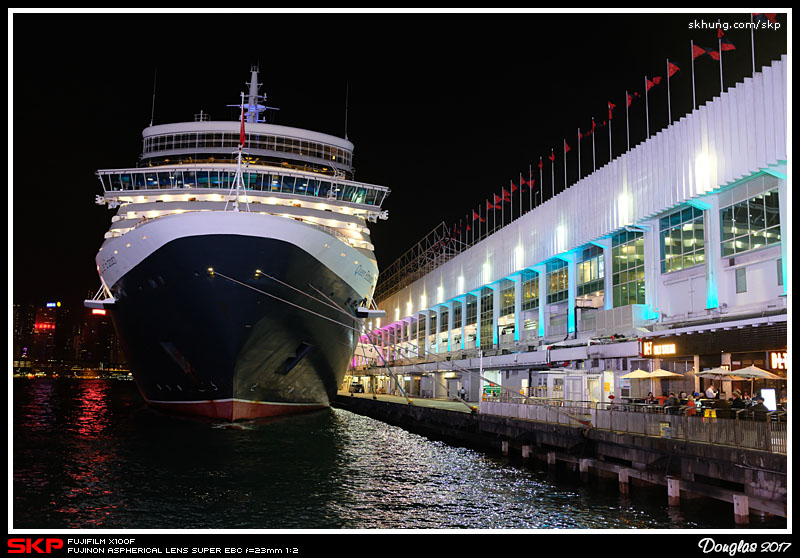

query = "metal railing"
[481,400,787,454]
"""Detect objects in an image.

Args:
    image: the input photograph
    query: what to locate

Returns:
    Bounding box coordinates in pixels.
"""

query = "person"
[685,395,697,416]
[664,392,681,414]
[750,396,769,421]
[730,390,746,411]
[644,392,656,405]
[705,385,718,399]
[459,386,466,401]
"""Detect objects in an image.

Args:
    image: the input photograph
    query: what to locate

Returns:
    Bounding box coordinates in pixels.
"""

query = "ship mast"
[225,92,250,212]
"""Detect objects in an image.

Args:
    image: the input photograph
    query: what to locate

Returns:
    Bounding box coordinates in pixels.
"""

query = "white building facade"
[355,56,788,403]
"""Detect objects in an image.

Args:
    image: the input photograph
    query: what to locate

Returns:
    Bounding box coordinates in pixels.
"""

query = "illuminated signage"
[91,309,107,316]
[768,351,787,370]
[642,340,677,357]
[45,302,61,308]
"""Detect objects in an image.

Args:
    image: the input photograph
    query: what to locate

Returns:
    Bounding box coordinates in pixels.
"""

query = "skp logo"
[8,539,64,554]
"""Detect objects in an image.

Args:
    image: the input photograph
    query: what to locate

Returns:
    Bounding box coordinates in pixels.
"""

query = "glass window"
[499,280,514,317]
[612,230,645,307]
[480,288,493,348]
[735,267,747,293]
[520,270,539,311]
[660,206,705,273]
[546,259,568,305]
[720,188,780,257]
[577,245,605,296]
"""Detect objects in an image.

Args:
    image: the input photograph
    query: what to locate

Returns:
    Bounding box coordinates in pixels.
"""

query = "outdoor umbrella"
[730,365,784,380]
[621,369,655,399]
[726,365,785,399]
[649,369,684,378]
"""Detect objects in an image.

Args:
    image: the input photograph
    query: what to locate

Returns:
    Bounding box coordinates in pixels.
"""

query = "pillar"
[533,264,547,339]
[579,458,591,482]
[460,297,468,350]
[696,195,720,309]
[446,301,454,353]
[424,310,431,358]
[521,444,531,462]
[547,452,557,470]
[434,306,441,354]
[501,440,509,456]
[619,468,630,494]
[733,494,750,525]
[667,477,680,507]
[776,172,787,294]
[492,286,500,348]
[513,275,523,343]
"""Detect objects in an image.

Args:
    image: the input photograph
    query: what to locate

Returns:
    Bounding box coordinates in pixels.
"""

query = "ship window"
[278,175,292,193]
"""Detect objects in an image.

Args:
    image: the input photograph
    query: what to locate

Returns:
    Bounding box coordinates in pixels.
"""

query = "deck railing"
[480,400,787,454]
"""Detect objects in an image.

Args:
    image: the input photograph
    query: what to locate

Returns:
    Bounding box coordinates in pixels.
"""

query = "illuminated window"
[720,188,780,257]
[479,288,493,349]
[499,280,515,317]
[612,230,645,307]
[660,206,705,273]
[577,245,605,296]
[546,260,568,305]
[520,269,539,311]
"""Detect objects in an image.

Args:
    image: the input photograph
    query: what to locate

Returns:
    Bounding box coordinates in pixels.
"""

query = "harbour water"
[12,379,786,530]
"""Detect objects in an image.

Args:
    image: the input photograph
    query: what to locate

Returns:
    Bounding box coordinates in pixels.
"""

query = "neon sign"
[642,340,677,357]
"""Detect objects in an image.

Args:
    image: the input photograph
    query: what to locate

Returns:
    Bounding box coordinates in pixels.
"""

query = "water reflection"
[12,379,788,530]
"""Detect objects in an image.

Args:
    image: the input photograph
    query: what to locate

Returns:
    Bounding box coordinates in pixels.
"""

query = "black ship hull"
[106,231,363,421]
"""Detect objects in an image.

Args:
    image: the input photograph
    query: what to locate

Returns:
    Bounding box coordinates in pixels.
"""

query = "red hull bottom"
[145,398,327,421]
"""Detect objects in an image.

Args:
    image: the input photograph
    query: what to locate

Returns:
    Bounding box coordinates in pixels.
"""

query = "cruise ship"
[85,67,390,421]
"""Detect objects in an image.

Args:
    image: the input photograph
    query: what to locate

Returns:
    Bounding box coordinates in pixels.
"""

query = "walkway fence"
[480,400,787,454]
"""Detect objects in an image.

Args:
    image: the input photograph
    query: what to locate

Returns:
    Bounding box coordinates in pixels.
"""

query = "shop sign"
[768,351,788,370]
[641,340,677,357]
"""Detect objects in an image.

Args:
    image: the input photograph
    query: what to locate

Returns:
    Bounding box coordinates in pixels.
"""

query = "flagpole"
[750,13,756,75]
[550,150,554,199]
[666,59,672,124]
[577,128,581,180]
[510,180,514,223]
[538,158,543,207]
[718,24,724,93]
[519,174,522,218]
[563,141,567,191]
[691,40,696,109]
[625,91,630,152]
[608,112,612,162]
[528,165,532,213]
[591,118,596,172]
[644,75,650,138]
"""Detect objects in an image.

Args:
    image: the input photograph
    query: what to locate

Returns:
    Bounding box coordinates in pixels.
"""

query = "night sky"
[10,10,788,308]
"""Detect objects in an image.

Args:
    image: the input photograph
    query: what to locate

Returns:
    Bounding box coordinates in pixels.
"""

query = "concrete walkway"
[336,391,477,413]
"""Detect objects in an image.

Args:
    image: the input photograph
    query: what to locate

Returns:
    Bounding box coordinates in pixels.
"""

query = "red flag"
[520,177,528,186]
[538,158,543,169]
[502,188,511,202]
[472,210,484,223]
[579,130,584,140]
[627,92,633,107]
[753,13,777,24]
[668,61,680,77]
[487,200,497,210]
[608,101,616,120]
[564,140,571,154]
[466,223,471,231]
[646,76,662,91]
[548,150,555,162]
[511,181,518,193]
[493,194,503,204]
[719,32,736,51]
[693,44,720,61]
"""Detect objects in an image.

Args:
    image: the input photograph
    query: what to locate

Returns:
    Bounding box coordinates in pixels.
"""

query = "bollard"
[733,494,750,525]
[618,469,630,494]
[667,477,680,507]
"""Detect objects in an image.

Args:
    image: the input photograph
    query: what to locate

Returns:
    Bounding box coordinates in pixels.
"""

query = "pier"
[333,392,787,524]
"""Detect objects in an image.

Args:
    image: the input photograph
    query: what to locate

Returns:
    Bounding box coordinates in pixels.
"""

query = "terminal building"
[350,55,788,406]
